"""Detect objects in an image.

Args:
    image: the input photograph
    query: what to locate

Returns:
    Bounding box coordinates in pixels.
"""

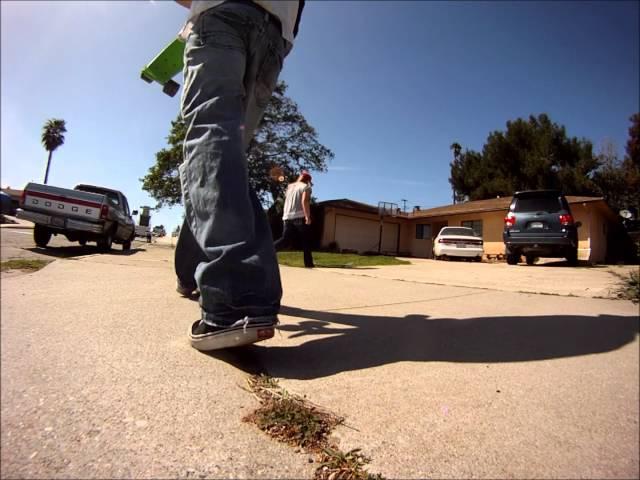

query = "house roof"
[319,195,611,220]
[317,198,380,215]
[410,195,607,219]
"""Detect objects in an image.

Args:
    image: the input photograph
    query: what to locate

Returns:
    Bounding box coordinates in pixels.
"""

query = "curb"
[0,225,34,230]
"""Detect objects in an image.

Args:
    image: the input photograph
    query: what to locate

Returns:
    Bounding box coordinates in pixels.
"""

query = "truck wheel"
[506,253,520,265]
[566,248,578,266]
[97,233,113,253]
[34,225,52,248]
[525,255,536,266]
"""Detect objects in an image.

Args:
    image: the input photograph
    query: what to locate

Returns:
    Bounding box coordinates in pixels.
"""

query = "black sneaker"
[189,316,277,351]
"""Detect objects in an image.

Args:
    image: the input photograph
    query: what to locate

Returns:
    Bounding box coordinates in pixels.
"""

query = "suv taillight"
[559,214,574,226]
[20,189,26,207]
[100,204,109,219]
[504,213,516,228]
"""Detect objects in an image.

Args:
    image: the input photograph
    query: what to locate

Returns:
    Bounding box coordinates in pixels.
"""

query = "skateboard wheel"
[162,80,180,97]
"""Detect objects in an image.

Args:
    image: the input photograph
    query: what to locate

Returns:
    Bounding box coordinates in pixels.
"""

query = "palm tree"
[41,118,67,184]
[450,142,462,203]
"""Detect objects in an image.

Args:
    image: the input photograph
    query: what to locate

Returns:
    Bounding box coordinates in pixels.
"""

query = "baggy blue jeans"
[175,0,286,326]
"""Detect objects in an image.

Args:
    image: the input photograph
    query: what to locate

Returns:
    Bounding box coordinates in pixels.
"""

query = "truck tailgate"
[22,183,105,223]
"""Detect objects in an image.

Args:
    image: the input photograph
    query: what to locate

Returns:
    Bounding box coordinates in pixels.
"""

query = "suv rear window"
[514,196,562,213]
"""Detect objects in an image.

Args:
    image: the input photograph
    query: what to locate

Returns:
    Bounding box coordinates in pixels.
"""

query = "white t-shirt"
[188,1,300,45]
[282,182,311,220]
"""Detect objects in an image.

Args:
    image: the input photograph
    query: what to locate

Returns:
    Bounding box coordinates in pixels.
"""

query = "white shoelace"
[205,316,278,333]
[228,316,250,333]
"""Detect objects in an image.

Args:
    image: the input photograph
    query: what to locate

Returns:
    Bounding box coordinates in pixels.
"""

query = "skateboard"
[140,37,185,97]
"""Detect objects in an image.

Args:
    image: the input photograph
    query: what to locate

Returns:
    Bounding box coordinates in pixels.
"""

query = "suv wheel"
[34,225,52,248]
[525,255,536,266]
[506,253,520,265]
[566,248,578,266]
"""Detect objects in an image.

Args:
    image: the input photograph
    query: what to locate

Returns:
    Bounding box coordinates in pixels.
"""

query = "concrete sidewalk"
[1,247,638,478]
[0,216,34,229]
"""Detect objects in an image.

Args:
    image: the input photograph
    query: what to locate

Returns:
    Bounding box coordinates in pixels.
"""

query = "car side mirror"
[575,221,582,228]
[132,210,138,216]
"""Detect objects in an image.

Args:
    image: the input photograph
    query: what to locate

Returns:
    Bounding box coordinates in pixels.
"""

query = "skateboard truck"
[140,37,185,97]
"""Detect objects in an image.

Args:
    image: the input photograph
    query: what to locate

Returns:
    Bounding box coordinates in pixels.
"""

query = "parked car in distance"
[433,226,483,261]
[135,224,152,243]
[1,191,16,216]
[503,190,581,266]
[152,225,166,237]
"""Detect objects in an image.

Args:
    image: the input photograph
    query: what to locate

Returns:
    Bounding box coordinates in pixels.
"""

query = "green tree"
[591,140,628,213]
[622,113,640,212]
[626,113,640,167]
[141,81,334,208]
[41,118,67,184]
[591,115,640,215]
[449,114,600,201]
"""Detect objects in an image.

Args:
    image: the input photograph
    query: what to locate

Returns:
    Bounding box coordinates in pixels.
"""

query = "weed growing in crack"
[316,447,384,480]
[243,374,385,479]
[243,375,342,452]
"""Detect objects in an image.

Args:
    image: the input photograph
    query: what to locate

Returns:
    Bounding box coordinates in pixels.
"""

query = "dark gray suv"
[503,190,582,266]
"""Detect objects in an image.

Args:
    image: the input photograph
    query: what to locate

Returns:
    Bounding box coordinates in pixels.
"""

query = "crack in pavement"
[312,290,491,313]
[324,269,620,300]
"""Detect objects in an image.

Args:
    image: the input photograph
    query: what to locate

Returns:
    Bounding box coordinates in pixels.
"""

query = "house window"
[416,224,432,240]
[461,220,483,237]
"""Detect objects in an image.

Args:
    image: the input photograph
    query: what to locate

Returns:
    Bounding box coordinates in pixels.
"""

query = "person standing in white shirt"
[274,171,315,268]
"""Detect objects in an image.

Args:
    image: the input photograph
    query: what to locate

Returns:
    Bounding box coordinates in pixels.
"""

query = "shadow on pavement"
[212,306,639,380]
[527,259,607,268]
[25,246,146,259]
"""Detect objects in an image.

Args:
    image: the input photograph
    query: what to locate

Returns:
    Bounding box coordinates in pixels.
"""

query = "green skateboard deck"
[140,37,185,97]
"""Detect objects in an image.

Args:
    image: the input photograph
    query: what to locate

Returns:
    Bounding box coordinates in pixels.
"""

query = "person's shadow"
[26,245,145,258]
[208,305,639,380]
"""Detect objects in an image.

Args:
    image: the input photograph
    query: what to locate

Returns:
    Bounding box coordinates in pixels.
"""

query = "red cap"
[300,170,312,182]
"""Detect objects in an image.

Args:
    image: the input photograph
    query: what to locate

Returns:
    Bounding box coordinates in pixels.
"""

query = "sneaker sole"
[190,322,275,351]
[177,287,199,298]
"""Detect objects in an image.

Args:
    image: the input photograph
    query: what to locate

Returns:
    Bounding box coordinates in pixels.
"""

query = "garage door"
[335,215,399,254]
[380,222,399,254]
[335,215,380,253]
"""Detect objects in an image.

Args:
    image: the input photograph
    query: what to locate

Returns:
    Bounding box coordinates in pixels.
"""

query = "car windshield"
[515,196,562,213]
[440,227,477,237]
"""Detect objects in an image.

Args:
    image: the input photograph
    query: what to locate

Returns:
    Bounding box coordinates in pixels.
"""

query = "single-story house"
[316,196,620,264]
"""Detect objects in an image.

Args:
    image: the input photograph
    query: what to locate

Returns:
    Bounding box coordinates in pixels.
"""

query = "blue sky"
[1,0,638,232]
